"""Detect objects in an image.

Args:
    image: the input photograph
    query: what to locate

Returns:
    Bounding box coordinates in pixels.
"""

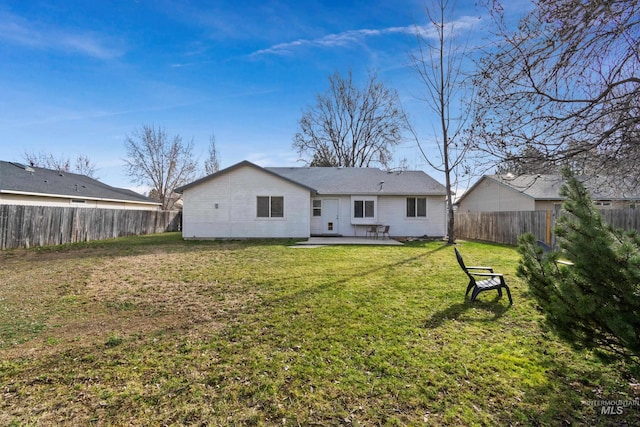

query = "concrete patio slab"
[295,237,403,246]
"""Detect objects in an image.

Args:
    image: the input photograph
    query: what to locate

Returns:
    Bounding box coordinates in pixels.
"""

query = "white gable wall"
[458,178,534,212]
[182,165,310,238]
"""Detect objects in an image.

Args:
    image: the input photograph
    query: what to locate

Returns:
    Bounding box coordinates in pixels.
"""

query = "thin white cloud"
[0,11,123,59]
[251,27,405,57]
[250,16,481,57]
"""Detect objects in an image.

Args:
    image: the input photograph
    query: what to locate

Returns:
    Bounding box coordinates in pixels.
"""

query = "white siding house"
[177,161,447,239]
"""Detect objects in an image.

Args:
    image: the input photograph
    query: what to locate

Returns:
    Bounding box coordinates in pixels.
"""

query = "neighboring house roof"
[457,174,640,204]
[176,160,447,196]
[0,161,159,205]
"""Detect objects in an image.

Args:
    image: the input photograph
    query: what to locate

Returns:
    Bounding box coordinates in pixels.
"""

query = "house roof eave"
[0,189,162,206]
[175,160,318,194]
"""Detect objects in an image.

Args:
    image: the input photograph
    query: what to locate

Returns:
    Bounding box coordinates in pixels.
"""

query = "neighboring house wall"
[592,200,634,209]
[458,174,640,214]
[532,199,624,211]
[0,193,159,210]
[458,179,534,212]
[181,165,310,239]
[534,200,561,211]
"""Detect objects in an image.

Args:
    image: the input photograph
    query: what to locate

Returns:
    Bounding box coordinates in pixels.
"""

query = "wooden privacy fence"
[455,208,640,247]
[455,210,553,247]
[0,205,181,250]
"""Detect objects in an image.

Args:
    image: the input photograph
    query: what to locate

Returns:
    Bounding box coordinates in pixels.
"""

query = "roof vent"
[10,162,35,173]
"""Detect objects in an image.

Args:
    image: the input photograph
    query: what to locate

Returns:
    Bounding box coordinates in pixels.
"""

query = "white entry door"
[322,199,339,234]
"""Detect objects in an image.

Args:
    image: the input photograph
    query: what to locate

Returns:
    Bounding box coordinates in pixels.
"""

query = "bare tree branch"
[123,125,197,210]
[293,69,406,168]
[472,0,640,182]
[24,151,99,178]
[409,0,476,243]
[204,133,220,175]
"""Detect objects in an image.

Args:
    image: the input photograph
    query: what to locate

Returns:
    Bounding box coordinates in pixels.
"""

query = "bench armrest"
[470,272,503,278]
[467,266,494,272]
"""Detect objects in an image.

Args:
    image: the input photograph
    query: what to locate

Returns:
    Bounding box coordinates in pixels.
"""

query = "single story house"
[176,160,447,239]
[457,174,640,213]
[0,161,160,210]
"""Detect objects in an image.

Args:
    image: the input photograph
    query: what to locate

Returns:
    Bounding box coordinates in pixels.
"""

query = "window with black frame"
[257,196,284,218]
[406,197,427,217]
[354,200,375,218]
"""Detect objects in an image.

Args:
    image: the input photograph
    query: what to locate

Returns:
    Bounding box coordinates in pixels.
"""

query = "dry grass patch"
[0,238,257,360]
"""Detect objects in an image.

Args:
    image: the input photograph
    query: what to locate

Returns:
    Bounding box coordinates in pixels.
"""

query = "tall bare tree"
[24,152,99,178]
[293,70,406,168]
[204,133,220,175]
[123,125,197,210]
[472,0,640,183]
[409,0,475,244]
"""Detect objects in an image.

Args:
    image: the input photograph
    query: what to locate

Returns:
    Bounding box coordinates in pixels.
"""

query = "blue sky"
[0,0,531,192]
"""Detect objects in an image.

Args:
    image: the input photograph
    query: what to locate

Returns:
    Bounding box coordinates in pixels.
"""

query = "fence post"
[546,210,551,245]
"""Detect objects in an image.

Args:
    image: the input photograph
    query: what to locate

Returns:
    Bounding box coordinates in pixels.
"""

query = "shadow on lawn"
[263,242,452,306]
[424,297,511,329]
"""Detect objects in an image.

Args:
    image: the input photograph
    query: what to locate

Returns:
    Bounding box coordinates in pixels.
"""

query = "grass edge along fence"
[455,207,640,247]
[0,205,181,250]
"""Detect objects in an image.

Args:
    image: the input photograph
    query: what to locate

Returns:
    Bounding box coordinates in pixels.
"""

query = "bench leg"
[504,286,513,305]
[465,282,474,298]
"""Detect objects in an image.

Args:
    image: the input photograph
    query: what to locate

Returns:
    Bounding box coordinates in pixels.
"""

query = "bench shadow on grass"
[424,296,511,329]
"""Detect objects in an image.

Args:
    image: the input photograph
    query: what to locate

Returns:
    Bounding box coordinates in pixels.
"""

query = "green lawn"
[0,233,638,425]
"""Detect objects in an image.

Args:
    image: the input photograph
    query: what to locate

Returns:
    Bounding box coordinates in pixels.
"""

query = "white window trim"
[350,195,377,224]
[256,195,285,220]
[406,196,428,219]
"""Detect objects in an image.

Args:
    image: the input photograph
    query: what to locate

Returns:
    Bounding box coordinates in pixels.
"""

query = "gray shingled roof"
[268,166,446,195]
[176,160,446,196]
[0,161,158,205]
[465,174,640,201]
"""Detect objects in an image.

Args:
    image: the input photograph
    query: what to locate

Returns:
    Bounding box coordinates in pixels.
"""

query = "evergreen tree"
[517,170,640,364]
